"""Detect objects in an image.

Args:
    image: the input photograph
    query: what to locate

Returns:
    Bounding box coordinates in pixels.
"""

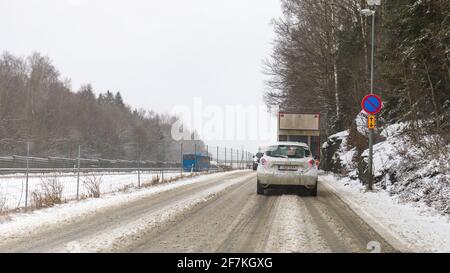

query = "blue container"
[183,154,210,172]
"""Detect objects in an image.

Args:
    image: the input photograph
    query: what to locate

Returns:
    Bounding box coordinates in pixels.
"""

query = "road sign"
[361,94,382,115]
[368,115,375,129]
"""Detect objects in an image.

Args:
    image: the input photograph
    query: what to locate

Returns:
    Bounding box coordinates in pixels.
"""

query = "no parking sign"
[361,94,382,129]
[361,94,382,115]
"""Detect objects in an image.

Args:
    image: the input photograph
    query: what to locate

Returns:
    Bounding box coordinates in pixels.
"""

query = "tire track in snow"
[264,195,329,253]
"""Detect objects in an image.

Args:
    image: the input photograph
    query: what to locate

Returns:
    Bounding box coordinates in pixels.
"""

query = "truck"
[277,112,321,160]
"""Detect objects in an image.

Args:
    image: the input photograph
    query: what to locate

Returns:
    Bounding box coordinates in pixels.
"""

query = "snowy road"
[0,171,398,253]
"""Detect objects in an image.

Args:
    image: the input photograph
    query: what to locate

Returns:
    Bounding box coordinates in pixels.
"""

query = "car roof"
[269,142,309,147]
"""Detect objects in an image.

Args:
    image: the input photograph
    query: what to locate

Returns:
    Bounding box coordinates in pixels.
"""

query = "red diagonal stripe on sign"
[366,98,378,110]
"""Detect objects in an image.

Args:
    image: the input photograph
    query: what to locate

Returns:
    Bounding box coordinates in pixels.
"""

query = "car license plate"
[279,165,298,171]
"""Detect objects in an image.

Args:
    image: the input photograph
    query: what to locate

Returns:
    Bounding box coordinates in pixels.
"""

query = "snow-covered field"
[0,170,196,211]
[321,173,450,253]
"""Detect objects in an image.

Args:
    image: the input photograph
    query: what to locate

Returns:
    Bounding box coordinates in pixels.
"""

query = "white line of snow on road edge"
[0,170,249,244]
[320,175,450,253]
[56,172,256,253]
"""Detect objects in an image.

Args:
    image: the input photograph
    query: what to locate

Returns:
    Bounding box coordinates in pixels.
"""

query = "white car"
[256,142,318,196]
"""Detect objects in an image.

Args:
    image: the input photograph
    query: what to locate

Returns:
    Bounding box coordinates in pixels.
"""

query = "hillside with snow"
[321,112,450,216]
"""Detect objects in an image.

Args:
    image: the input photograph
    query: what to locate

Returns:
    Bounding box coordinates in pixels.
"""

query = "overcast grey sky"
[0,0,281,152]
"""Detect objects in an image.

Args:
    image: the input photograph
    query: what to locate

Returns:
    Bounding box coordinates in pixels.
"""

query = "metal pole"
[206,145,209,172]
[194,143,197,172]
[138,143,141,188]
[25,141,29,211]
[224,147,227,169]
[240,150,242,169]
[231,148,233,169]
[368,12,375,191]
[76,145,80,200]
[371,13,375,96]
[246,152,248,169]
[181,143,183,177]
[216,146,219,171]
[239,150,241,169]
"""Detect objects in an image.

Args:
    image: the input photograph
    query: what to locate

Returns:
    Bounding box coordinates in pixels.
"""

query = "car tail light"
[308,159,315,168]
[261,158,267,166]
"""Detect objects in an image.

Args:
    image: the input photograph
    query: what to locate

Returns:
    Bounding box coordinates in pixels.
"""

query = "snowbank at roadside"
[322,119,449,216]
[320,174,450,253]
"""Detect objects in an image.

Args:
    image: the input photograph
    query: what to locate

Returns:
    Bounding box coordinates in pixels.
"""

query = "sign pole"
[362,94,382,191]
[368,12,376,191]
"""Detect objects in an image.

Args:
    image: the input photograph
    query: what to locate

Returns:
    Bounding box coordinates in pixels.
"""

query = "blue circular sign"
[361,94,382,115]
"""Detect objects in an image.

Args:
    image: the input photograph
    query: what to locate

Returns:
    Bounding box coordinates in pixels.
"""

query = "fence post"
[231,148,233,169]
[216,146,219,171]
[245,151,247,169]
[240,150,243,169]
[224,147,227,169]
[25,141,29,211]
[194,143,197,173]
[180,143,183,177]
[206,145,209,173]
[138,145,141,188]
[76,145,80,200]
[240,150,242,169]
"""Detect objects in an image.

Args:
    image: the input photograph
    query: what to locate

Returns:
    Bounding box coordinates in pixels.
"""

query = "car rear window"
[267,145,310,159]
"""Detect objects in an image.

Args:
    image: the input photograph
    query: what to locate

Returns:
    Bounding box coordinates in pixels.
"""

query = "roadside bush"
[83,175,102,198]
[31,176,64,209]
[152,174,160,184]
[0,191,7,215]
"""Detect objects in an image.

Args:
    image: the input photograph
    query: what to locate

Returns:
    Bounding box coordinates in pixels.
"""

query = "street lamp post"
[361,7,376,190]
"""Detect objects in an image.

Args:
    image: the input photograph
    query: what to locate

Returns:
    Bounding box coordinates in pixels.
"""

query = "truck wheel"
[257,180,264,195]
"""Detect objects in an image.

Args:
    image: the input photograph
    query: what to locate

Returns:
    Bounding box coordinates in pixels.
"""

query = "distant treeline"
[265,0,449,141]
[0,52,204,160]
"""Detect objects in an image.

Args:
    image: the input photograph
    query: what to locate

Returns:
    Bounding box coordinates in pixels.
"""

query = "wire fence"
[0,143,254,213]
